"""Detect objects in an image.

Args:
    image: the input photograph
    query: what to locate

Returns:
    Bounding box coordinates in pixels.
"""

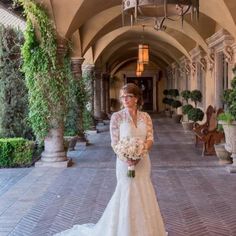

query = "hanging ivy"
[16,0,70,141]
[65,75,92,136]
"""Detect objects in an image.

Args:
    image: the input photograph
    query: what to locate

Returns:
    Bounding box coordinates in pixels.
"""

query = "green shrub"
[181,90,191,104]
[190,90,202,107]
[162,97,169,104]
[219,69,236,122]
[166,98,174,106]
[0,24,33,139]
[188,108,204,122]
[0,138,34,168]
[171,100,182,109]
[182,104,193,115]
[169,89,179,98]
[163,89,169,96]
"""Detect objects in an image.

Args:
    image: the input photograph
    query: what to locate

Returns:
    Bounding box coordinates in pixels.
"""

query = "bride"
[55,83,167,236]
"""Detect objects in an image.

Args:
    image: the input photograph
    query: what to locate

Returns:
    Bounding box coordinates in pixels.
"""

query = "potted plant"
[181,104,194,131]
[171,100,182,123]
[190,89,202,108]
[188,107,204,124]
[181,90,191,104]
[162,89,171,117]
[218,67,236,173]
[169,89,180,117]
[166,98,174,117]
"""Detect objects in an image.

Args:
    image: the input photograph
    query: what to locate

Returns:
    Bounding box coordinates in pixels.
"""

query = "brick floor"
[1,115,236,236]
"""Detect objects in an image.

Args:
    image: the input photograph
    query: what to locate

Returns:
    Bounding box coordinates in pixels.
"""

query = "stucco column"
[100,73,107,119]
[105,75,111,115]
[94,69,102,120]
[215,53,224,108]
[82,64,97,131]
[71,57,87,144]
[36,39,70,167]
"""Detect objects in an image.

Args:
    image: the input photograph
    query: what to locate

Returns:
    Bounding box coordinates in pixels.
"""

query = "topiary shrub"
[182,104,193,115]
[219,69,236,123]
[190,90,202,108]
[163,89,169,96]
[188,108,204,123]
[181,90,191,104]
[171,100,182,109]
[169,89,179,98]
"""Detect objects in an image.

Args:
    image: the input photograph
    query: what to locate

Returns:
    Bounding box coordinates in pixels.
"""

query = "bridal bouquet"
[113,137,147,178]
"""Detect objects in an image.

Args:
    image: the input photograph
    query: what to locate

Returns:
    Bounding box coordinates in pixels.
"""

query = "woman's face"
[120,90,138,109]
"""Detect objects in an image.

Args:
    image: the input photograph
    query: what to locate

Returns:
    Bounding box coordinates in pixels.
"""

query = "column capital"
[71,57,85,77]
[82,64,95,77]
[56,37,68,64]
[71,57,85,65]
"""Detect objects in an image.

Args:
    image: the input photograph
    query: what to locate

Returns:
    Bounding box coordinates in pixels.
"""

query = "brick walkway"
[1,115,236,236]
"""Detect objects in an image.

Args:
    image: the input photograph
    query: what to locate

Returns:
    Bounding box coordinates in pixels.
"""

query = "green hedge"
[0,138,34,168]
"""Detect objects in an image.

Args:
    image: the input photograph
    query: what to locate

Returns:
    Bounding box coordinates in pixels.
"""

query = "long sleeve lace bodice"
[110,108,154,148]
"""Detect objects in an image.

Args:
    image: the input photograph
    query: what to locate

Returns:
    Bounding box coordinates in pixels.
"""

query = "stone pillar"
[105,75,111,115]
[215,52,224,108]
[94,69,103,120]
[101,73,107,119]
[36,39,71,167]
[206,29,235,108]
[71,57,88,145]
[82,64,97,132]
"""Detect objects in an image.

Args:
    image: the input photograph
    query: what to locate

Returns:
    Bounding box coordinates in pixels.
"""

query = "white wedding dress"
[55,108,166,236]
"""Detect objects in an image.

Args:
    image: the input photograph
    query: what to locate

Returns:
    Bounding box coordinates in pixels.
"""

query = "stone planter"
[219,121,236,173]
[181,121,194,132]
[165,109,172,117]
[172,114,182,123]
[214,143,232,165]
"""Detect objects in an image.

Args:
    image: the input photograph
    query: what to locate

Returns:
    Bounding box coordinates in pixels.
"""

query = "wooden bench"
[193,105,225,156]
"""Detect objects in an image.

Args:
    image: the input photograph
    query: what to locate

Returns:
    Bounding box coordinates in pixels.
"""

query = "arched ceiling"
[39,0,236,73]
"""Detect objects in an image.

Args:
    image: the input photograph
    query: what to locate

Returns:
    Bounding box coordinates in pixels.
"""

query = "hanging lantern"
[138,44,149,64]
[136,71,142,77]
[136,61,144,72]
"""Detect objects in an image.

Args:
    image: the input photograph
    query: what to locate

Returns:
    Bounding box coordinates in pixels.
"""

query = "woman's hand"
[145,140,153,151]
[127,159,140,166]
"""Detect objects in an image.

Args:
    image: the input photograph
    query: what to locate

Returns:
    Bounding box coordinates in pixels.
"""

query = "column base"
[228,155,236,173]
[227,165,236,173]
[103,119,110,125]
[35,158,72,168]
[86,129,98,135]
[74,141,88,149]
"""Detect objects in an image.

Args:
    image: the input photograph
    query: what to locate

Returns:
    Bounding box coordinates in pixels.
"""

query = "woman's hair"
[120,83,143,109]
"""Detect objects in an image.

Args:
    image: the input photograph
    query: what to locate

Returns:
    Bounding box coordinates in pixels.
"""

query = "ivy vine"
[17,0,70,141]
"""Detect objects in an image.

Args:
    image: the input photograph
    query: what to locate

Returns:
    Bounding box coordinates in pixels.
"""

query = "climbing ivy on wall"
[0,24,32,139]
[17,0,70,141]
[65,75,92,136]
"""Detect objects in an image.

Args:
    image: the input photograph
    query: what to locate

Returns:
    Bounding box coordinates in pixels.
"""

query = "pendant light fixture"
[138,25,149,64]
[137,60,144,72]
[122,0,199,30]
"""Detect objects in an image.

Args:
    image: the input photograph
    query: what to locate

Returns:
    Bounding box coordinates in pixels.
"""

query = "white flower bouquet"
[113,137,147,178]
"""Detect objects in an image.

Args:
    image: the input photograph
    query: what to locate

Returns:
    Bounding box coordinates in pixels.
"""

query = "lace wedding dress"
[55,108,166,236]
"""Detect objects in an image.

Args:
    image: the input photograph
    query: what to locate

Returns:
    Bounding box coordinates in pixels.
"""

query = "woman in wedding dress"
[55,83,167,236]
